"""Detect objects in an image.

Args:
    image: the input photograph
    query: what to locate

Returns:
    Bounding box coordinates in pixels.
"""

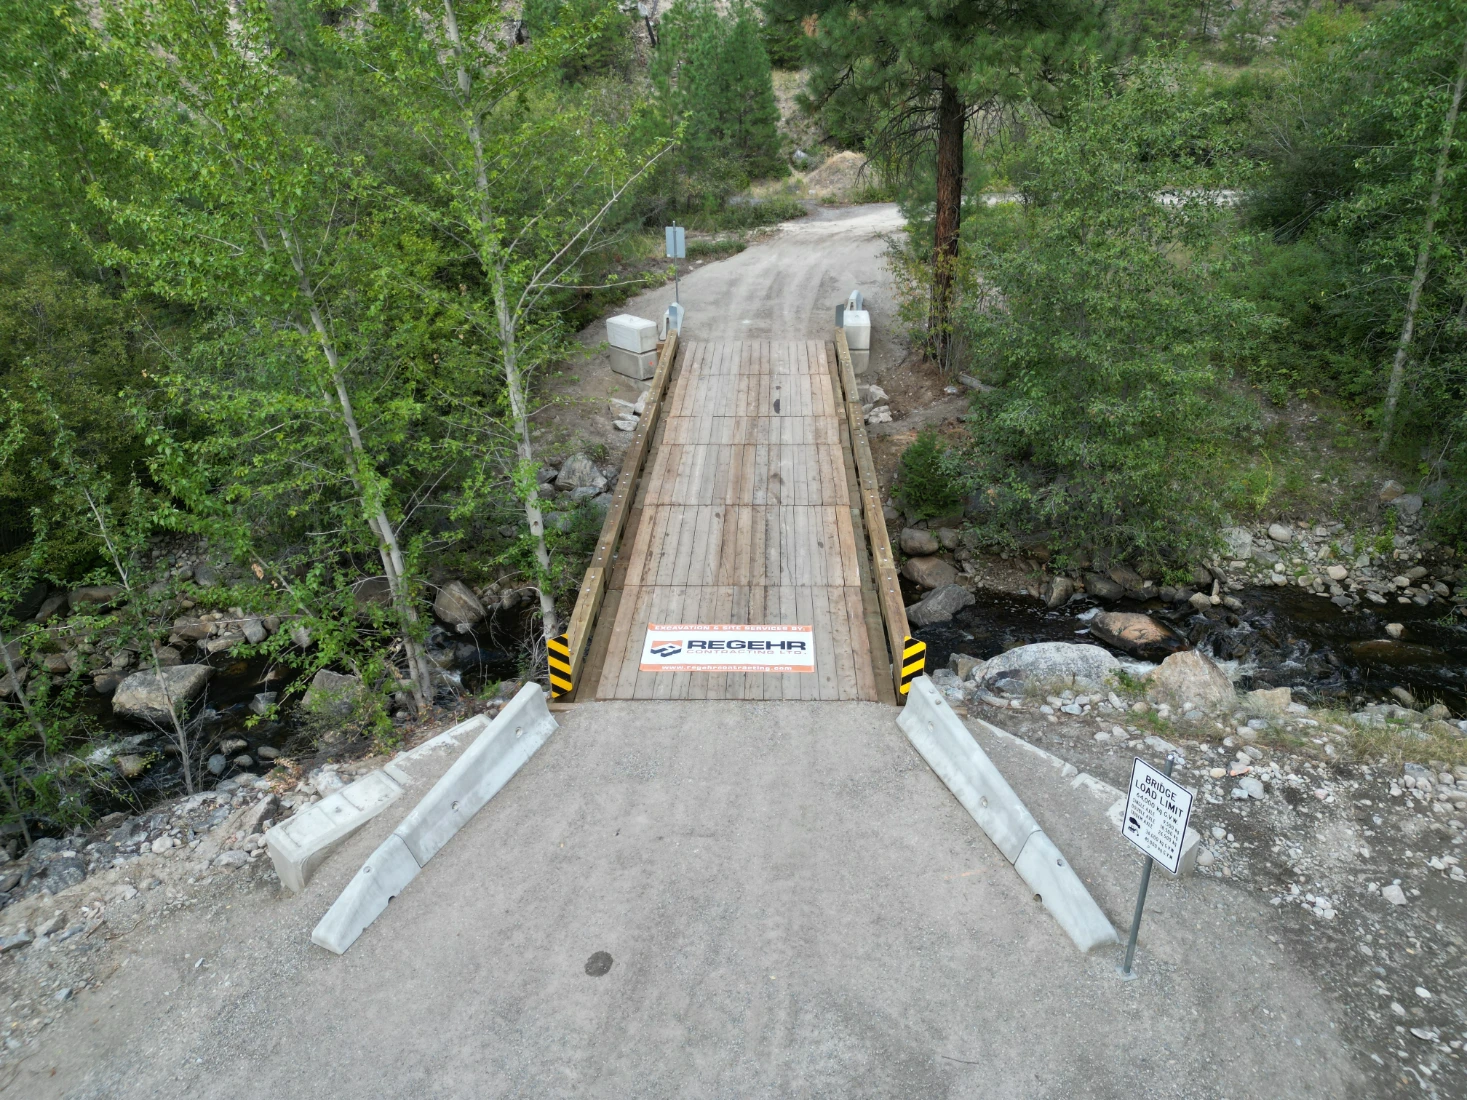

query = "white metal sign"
[664,225,686,259]
[639,623,814,673]
[1122,757,1194,875]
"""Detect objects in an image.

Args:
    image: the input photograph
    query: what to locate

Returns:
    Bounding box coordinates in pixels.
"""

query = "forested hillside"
[2,0,1465,844]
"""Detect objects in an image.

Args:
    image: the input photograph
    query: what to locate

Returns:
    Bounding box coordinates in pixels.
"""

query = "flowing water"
[909,583,1467,713]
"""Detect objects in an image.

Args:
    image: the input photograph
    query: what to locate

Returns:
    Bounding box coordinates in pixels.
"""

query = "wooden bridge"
[551,332,918,705]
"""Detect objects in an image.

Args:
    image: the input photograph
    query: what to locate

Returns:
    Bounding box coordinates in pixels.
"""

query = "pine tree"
[767,0,1102,369]
[656,0,784,195]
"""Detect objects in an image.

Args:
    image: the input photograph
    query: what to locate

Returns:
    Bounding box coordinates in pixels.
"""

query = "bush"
[896,431,964,521]
[950,58,1270,562]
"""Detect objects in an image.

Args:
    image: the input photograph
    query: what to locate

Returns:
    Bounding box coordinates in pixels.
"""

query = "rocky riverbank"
[932,640,1467,1096]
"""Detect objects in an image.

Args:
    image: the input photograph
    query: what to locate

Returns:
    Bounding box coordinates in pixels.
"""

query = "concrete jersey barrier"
[898,675,1118,953]
[311,682,557,954]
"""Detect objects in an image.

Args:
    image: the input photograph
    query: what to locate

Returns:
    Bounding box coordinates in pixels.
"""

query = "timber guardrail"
[833,328,912,700]
[554,330,680,699]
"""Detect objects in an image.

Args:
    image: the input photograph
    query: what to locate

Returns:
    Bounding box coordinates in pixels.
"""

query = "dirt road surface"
[12,701,1359,1099]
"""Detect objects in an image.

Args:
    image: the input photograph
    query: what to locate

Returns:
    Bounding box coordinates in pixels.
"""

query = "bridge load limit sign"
[1122,758,1195,875]
[640,623,814,673]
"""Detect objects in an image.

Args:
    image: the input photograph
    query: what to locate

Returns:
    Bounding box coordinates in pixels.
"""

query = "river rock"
[1145,650,1235,710]
[1246,686,1291,716]
[555,453,605,492]
[1107,565,1145,597]
[207,753,227,776]
[115,754,148,779]
[902,556,957,590]
[68,585,124,609]
[1083,573,1124,601]
[112,665,215,726]
[171,616,211,642]
[33,592,68,623]
[351,576,393,607]
[1188,592,1212,613]
[242,617,267,645]
[154,645,182,667]
[434,580,487,627]
[906,584,974,627]
[1089,612,1186,660]
[1379,480,1405,503]
[1267,523,1293,544]
[249,691,277,717]
[1042,576,1074,608]
[301,669,364,717]
[0,667,29,697]
[192,563,220,587]
[1390,494,1423,517]
[899,528,939,556]
[980,642,1119,692]
[1221,527,1253,559]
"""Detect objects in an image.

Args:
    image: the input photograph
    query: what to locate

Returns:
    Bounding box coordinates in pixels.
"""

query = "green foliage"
[896,430,964,521]
[522,0,637,82]
[0,252,158,576]
[951,58,1271,562]
[654,0,785,202]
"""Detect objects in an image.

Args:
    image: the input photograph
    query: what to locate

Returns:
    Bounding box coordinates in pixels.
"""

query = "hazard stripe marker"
[900,636,926,696]
[547,633,574,699]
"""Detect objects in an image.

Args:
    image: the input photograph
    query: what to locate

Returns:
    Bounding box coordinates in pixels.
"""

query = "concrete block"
[312,682,557,954]
[843,309,871,351]
[267,770,404,894]
[394,684,557,866]
[899,678,1041,863]
[310,834,420,955]
[610,346,658,381]
[607,314,658,354]
[898,675,1116,953]
[1013,831,1118,952]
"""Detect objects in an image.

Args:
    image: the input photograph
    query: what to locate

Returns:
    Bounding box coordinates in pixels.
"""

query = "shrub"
[896,431,964,521]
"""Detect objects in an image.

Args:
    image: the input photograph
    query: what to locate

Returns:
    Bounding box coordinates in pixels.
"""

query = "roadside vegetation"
[0,0,799,842]
[775,0,1467,570]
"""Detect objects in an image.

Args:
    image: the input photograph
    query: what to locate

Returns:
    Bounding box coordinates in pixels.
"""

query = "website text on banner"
[639,623,815,673]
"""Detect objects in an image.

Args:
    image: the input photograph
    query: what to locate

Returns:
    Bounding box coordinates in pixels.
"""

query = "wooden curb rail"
[555,330,680,699]
[833,328,914,700]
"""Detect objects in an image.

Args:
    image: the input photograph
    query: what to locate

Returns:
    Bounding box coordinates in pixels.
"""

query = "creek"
[909,583,1467,713]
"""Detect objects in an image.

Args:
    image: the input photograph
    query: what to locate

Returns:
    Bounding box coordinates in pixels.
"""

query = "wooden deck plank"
[579,340,884,704]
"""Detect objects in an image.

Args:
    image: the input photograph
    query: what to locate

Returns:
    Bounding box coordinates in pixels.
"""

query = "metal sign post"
[1117,752,1194,980]
[665,223,685,307]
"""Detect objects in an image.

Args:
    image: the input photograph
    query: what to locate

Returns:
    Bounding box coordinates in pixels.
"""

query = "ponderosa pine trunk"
[930,76,965,371]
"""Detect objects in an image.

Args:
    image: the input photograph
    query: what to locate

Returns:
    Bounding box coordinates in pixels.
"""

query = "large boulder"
[434,580,487,627]
[902,555,957,590]
[68,585,124,610]
[979,641,1119,692]
[906,584,975,627]
[1221,527,1253,560]
[301,669,364,718]
[555,453,606,493]
[1145,650,1235,710]
[1090,612,1187,660]
[1041,575,1074,609]
[1083,573,1124,601]
[899,528,939,556]
[112,665,214,726]
[351,576,393,608]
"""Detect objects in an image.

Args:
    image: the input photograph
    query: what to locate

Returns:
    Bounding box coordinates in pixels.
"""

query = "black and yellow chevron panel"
[900,636,926,695]
[547,633,573,699]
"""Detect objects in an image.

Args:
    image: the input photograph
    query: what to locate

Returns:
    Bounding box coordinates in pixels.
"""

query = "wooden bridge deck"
[585,340,888,702]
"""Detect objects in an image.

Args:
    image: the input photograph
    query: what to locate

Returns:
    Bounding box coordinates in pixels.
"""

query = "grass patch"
[686,238,746,260]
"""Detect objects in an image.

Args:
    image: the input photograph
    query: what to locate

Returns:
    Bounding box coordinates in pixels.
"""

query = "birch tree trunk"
[442,0,561,650]
[284,232,434,711]
[1379,32,1467,454]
